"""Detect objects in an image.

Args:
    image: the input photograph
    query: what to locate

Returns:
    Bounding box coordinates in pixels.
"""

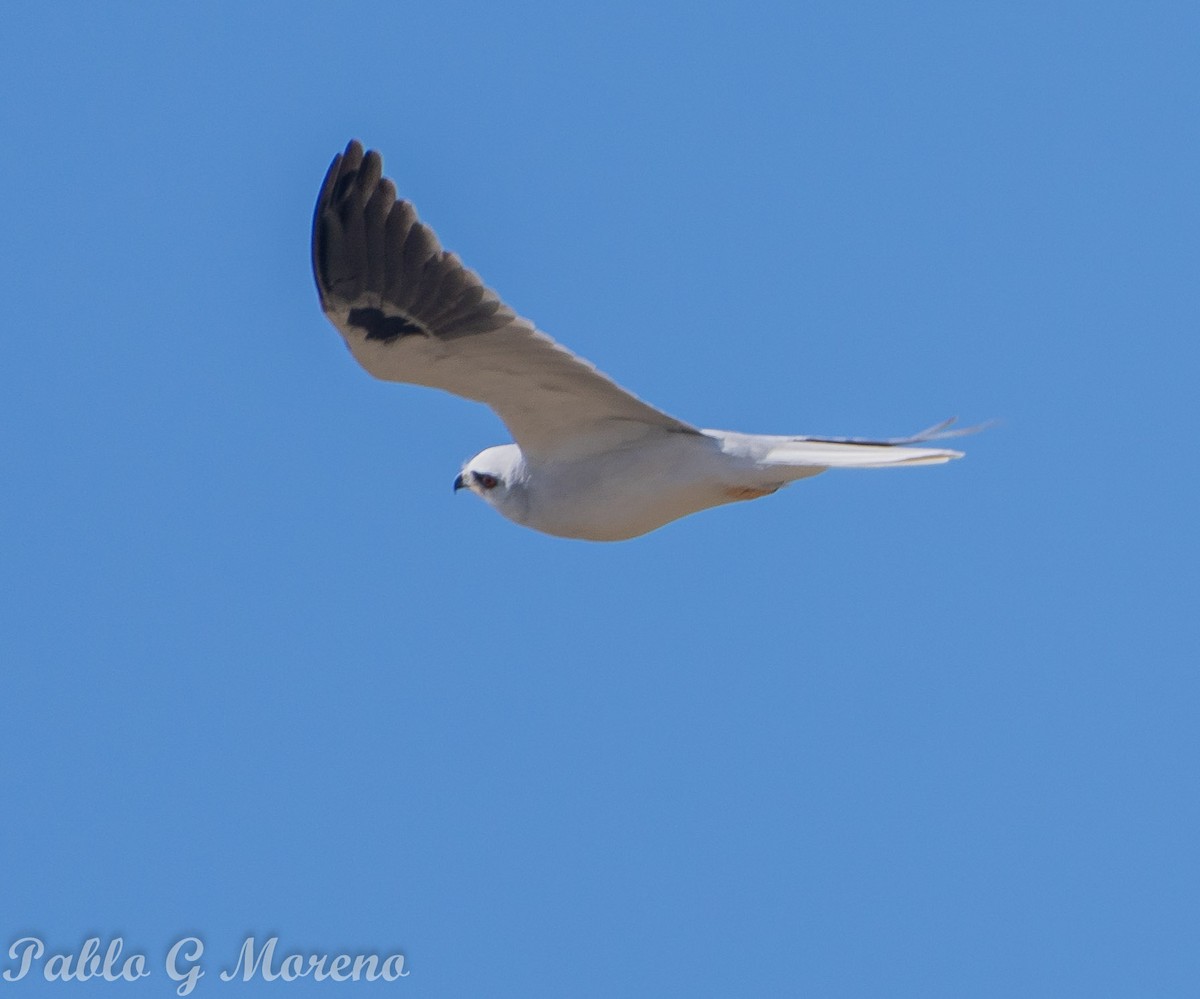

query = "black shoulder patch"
[347,307,427,343]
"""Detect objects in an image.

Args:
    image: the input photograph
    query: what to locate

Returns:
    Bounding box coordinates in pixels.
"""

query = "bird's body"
[455,433,794,542]
[313,141,977,541]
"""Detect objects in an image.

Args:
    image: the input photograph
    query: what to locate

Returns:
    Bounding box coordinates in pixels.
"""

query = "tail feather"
[794,415,993,448]
[710,416,984,475]
[759,415,990,469]
[760,439,962,469]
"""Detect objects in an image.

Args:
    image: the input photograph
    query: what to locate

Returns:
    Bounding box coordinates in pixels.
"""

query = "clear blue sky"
[2,2,1196,996]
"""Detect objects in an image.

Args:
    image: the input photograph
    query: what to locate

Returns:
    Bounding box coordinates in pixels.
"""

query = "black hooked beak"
[453,472,467,493]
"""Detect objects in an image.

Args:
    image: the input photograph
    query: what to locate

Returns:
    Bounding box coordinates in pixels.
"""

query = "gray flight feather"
[312,140,701,462]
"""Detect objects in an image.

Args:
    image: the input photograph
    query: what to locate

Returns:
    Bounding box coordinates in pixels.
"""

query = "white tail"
[759,439,962,469]
[709,416,983,478]
[762,416,986,468]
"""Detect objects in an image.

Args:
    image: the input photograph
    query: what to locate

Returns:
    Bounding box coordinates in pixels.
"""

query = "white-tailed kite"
[313,140,977,541]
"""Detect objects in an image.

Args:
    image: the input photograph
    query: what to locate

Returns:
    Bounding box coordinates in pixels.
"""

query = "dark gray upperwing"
[312,140,699,461]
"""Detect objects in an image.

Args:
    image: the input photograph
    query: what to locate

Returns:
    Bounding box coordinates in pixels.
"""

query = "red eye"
[476,473,499,490]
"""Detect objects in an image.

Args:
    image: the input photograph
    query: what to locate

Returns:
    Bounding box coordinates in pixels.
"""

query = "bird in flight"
[313,140,977,541]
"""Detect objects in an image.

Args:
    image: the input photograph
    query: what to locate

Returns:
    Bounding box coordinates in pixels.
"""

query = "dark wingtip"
[312,140,376,306]
[341,139,365,170]
[312,141,516,343]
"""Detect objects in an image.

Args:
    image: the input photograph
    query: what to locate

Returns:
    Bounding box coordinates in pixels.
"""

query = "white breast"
[516,433,750,541]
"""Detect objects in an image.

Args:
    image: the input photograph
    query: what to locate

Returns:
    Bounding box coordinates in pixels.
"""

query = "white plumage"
[313,141,977,541]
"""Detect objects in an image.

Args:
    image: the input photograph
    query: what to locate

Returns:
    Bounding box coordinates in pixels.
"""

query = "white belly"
[517,434,771,541]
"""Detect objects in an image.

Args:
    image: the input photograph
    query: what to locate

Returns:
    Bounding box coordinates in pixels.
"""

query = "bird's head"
[453,445,529,522]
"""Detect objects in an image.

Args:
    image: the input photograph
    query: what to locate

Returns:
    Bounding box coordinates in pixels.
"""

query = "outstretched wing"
[312,140,699,462]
